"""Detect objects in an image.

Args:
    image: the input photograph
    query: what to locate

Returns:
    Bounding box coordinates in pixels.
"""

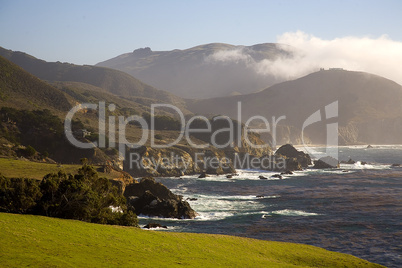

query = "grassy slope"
[0,213,383,267]
[0,158,117,180]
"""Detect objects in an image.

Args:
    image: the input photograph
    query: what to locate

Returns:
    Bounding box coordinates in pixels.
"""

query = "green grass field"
[0,213,383,267]
[0,158,116,180]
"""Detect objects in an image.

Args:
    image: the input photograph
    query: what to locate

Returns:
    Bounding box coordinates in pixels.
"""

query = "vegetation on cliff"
[0,165,138,227]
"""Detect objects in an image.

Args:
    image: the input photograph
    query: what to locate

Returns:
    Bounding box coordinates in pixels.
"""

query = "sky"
[1,0,402,83]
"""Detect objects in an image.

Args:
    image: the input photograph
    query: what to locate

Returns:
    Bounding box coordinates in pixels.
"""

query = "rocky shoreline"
[119,144,374,220]
[119,144,317,219]
[124,177,197,219]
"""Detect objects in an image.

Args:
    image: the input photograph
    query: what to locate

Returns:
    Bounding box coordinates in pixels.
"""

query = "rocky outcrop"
[121,118,272,177]
[143,223,167,229]
[233,144,312,172]
[275,144,311,168]
[198,172,207,178]
[255,144,312,172]
[313,156,339,169]
[340,158,356,164]
[339,118,402,145]
[272,125,312,146]
[123,145,238,177]
[124,177,197,219]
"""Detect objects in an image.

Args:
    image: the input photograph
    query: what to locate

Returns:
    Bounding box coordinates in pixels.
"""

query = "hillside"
[0,46,186,109]
[0,54,175,117]
[0,56,70,112]
[187,69,402,145]
[96,43,294,98]
[0,55,270,174]
[0,56,140,164]
[0,158,131,181]
[0,213,383,267]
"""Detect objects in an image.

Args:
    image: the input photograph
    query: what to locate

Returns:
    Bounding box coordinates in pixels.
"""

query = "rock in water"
[143,223,167,229]
[340,158,356,164]
[313,156,339,169]
[275,144,311,171]
[198,172,207,178]
[124,177,197,219]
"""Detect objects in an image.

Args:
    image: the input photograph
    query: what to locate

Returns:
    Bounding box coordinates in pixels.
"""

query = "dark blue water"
[140,146,402,267]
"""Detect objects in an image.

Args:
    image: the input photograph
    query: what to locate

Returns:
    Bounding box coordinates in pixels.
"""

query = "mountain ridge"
[187,69,402,145]
[96,42,295,98]
[0,46,187,110]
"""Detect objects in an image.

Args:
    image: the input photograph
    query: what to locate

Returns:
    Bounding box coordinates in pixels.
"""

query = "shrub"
[141,112,181,130]
[0,176,42,213]
[0,166,138,227]
[25,145,36,157]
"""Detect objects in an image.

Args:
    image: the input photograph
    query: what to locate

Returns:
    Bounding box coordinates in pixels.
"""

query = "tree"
[25,145,36,157]
[0,176,42,213]
[0,166,138,227]
[38,165,138,226]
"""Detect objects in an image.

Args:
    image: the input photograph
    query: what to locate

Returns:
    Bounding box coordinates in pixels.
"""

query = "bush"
[0,176,42,213]
[25,145,36,157]
[0,107,66,157]
[0,166,138,227]
[38,165,138,226]
[141,112,181,130]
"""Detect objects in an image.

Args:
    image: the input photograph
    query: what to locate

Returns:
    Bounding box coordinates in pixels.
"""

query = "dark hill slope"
[0,46,186,109]
[0,56,70,111]
[188,70,402,145]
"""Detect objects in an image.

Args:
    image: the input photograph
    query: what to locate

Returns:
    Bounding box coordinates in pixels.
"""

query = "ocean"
[139,146,402,267]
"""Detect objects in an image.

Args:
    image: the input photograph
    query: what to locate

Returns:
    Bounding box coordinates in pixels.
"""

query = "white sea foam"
[262,209,322,218]
[353,161,379,169]
[341,161,391,170]
[194,171,287,182]
[189,194,278,200]
[235,169,298,180]
[194,211,235,221]
[138,214,190,221]
[140,225,183,231]
[195,210,273,221]
[172,191,271,221]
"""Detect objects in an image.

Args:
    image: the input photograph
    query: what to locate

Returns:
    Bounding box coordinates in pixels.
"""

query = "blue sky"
[1,0,401,65]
